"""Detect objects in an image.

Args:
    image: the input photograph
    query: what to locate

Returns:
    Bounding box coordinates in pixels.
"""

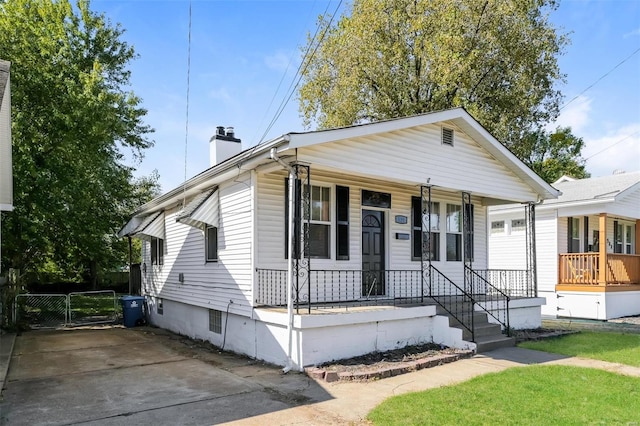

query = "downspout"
[270,147,296,373]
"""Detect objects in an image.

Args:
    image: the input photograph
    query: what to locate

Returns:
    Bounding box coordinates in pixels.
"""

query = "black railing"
[471,269,533,298]
[465,266,510,334]
[256,269,425,311]
[429,265,474,340]
[256,267,527,339]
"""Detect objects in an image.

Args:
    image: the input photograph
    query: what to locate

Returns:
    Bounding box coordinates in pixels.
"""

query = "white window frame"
[491,220,505,235]
[151,237,164,265]
[205,225,218,262]
[304,185,331,259]
[446,204,462,261]
[511,218,526,234]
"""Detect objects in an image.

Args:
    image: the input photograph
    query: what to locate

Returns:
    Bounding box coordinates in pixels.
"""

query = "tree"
[513,127,589,183]
[0,0,155,286]
[298,0,567,146]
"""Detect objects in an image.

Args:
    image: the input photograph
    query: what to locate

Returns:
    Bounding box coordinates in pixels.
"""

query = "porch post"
[598,213,607,285]
[420,185,432,301]
[635,219,640,255]
[525,203,537,297]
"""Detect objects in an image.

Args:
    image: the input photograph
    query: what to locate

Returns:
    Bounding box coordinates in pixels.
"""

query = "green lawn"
[367,365,640,425]
[518,331,640,367]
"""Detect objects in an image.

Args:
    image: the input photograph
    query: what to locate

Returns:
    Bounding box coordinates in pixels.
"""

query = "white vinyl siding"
[488,211,527,270]
[535,210,558,293]
[296,122,539,203]
[142,172,254,317]
[256,169,488,285]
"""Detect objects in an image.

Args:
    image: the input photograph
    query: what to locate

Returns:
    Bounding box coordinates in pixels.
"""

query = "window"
[626,225,633,254]
[304,185,331,258]
[362,190,391,208]
[511,219,526,233]
[411,197,440,261]
[205,225,218,262]
[491,221,505,235]
[150,237,164,265]
[446,204,462,261]
[284,179,331,259]
[157,298,163,315]
[614,221,623,254]
[568,217,580,253]
[336,186,350,260]
[209,309,222,334]
[442,127,454,146]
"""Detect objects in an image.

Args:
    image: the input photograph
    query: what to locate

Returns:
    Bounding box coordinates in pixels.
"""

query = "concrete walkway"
[1,327,639,425]
[223,346,640,425]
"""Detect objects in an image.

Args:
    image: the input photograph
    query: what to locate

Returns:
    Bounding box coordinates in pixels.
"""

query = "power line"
[258,0,344,144]
[584,130,640,161]
[181,0,192,206]
[560,46,640,111]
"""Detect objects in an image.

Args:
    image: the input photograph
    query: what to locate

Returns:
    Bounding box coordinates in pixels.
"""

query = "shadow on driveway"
[0,326,333,425]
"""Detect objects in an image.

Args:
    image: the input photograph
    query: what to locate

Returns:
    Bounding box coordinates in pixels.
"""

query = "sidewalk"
[223,346,640,425]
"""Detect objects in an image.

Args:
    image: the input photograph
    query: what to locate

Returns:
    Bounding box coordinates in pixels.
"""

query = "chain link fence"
[13,294,68,328]
[10,291,121,329]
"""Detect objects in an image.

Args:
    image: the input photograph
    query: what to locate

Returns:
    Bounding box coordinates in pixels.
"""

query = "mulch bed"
[306,328,576,383]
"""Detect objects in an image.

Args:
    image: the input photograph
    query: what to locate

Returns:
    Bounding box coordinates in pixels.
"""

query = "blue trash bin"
[121,296,146,327]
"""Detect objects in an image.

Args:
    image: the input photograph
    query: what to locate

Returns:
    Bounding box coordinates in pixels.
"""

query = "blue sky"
[94,0,640,192]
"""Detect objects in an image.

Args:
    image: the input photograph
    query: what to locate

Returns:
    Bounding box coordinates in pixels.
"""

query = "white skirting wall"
[144,297,475,370]
[481,297,545,330]
[555,290,640,320]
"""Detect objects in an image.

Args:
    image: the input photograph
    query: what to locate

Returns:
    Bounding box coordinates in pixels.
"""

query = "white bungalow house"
[489,172,640,320]
[120,108,558,370]
[0,60,12,275]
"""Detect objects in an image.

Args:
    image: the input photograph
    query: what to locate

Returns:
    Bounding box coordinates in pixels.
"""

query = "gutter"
[270,147,296,374]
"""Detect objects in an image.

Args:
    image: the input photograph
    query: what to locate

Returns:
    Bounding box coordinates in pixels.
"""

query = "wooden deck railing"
[606,254,640,284]
[559,253,640,285]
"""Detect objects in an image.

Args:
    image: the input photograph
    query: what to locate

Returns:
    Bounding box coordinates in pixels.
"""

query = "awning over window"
[176,189,218,229]
[118,211,165,240]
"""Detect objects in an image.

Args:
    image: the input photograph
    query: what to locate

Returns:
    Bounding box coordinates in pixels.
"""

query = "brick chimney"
[210,126,241,167]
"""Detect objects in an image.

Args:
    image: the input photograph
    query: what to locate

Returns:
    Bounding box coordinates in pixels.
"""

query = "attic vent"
[442,127,454,146]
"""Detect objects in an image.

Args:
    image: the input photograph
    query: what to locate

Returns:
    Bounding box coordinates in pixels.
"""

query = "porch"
[558,253,640,288]
[255,266,539,342]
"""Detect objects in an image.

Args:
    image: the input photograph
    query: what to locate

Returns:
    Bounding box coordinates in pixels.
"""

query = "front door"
[362,210,385,297]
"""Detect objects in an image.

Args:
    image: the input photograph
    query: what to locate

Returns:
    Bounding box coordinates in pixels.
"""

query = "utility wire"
[258,0,343,144]
[181,0,192,207]
[250,0,319,146]
[560,46,640,111]
[584,130,640,161]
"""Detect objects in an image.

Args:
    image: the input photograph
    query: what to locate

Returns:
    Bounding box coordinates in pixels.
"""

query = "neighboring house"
[0,60,12,276]
[489,172,640,320]
[120,108,558,370]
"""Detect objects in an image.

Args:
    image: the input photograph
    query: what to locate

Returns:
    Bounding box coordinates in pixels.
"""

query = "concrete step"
[475,335,516,353]
[461,322,503,341]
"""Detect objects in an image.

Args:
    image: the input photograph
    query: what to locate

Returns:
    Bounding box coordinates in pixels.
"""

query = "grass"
[367,365,640,425]
[519,331,640,367]
[68,293,122,320]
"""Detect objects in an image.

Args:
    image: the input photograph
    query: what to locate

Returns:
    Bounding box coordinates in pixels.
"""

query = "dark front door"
[362,210,385,297]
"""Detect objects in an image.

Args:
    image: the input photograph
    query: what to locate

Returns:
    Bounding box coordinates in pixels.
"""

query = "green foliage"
[519,331,640,367]
[297,0,587,180]
[512,126,590,183]
[368,365,640,425]
[0,0,158,285]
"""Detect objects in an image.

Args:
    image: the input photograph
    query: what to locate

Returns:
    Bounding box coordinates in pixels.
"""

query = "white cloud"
[264,49,296,73]
[623,27,640,38]
[582,123,640,177]
[550,95,592,134]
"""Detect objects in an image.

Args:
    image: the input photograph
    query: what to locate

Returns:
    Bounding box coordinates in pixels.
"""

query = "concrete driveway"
[0,327,335,425]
